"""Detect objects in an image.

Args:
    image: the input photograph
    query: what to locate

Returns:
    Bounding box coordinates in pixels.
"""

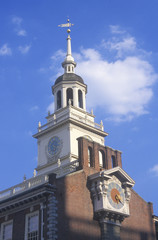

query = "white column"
[73,87,78,108]
[83,91,86,110]
[62,87,67,108]
[67,35,72,56]
[54,91,57,112]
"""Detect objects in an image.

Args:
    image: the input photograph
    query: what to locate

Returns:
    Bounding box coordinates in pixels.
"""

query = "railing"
[39,112,70,132]
[0,160,80,201]
[38,107,104,132]
[56,159,79,178]
[0,174,49,202]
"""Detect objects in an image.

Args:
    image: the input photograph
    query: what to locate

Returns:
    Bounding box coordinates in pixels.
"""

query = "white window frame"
[99,151,104,168]
[0,220,13,240]
[24,211,39,240]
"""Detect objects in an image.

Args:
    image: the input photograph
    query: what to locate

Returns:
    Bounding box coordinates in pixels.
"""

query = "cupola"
[52,19,87,112]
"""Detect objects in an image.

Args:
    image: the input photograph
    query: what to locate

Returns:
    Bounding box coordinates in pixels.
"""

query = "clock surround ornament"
[46,136,63,162]
[107,182,125,210]
[89,167,135,222]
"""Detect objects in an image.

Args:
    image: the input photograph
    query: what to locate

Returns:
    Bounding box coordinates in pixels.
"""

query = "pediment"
[89,166,135,187]
[103,167,135,186]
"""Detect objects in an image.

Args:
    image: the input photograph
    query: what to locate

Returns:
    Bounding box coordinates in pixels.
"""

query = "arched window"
[88,147,93,167]
[67,88,73,106]
[57,90,61,109]
[78,90,83,108]
[99,150,105,168]
[112,155,116,168]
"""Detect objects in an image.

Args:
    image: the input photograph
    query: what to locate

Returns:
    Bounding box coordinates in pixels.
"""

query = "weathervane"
[58,18,74,34]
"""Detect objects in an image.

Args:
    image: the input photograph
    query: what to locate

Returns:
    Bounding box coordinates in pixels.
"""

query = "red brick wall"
[56,169,156,240]
[56,168,101,240]
[121,190,156,240]
[78,137,122,171]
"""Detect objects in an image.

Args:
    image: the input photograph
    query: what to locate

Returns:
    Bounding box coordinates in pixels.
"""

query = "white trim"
[0,220,13,240]
[24,211,39,240]
[89,166,135,186]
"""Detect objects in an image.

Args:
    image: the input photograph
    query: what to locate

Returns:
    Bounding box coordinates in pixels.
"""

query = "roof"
[55,73,84,85]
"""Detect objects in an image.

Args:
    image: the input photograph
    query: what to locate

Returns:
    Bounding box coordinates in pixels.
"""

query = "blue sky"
[0,0,158,213]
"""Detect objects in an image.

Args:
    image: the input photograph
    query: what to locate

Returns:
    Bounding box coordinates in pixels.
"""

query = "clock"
[107,182,125,209]
[47,136,62,157]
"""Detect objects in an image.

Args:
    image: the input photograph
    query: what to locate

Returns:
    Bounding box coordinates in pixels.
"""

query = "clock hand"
[115,194,123,205]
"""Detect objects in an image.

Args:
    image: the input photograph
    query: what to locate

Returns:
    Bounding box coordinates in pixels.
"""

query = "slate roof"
[55,73,84,85]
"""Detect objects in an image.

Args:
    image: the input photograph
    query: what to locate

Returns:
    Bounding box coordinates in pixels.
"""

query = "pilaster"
[73,86,78,108]
[61,87,66,108]
[47,193,58,240]
[82,90,86,110]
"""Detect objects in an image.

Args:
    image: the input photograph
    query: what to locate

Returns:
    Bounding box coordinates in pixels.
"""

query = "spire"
[58,19,76,73]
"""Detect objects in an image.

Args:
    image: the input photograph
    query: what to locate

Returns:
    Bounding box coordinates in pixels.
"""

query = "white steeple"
[60,20,76,73]
[52,19,87,112]
[33,20,107,177]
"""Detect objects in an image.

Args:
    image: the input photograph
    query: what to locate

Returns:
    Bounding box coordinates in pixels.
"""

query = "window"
[25,212,39,240]
[88,147,93,167]
[57,90,61,109]
[78,90,83,108]
[1,221,13,240]
[99,151,103,168]
[68,66,70,72]
[67,88,73,106]
[112,155,116,168]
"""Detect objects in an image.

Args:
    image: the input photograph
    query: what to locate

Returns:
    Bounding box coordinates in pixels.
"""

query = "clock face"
[47,136,62,156]
[107,182,125,209]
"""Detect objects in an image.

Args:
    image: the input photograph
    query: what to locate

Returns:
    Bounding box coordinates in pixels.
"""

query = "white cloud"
[0,44,12,56]
[51,26,158,122]
[109,25,125,35]
[47,102,54,114]
[12,16,22,25]
[30,105,39,112]
[12,16,27,37]
[17,29,27,37]
[38,67,47,73]
[150,165,158,176]
[77,50,157,121]
[51,49,65,61]
[18,45,31,54]
[105,37,137,58]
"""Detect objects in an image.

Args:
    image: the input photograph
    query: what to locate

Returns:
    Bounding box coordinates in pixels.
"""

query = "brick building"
[0,21,157,240]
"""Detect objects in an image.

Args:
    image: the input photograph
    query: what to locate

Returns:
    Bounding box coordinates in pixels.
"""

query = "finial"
[38,121,41,132]
[59,18,76,74]
[58,18,74,34]
[33,169,36,177]
[23,174,26,181]
[100,120,104,130]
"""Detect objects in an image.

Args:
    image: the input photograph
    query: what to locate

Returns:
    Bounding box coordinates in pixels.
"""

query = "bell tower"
[33,19,108,176]
[53,20,86,112]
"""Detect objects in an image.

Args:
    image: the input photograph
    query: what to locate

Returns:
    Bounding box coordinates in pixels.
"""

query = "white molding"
[24,210,39,240]
[0,220,13,240]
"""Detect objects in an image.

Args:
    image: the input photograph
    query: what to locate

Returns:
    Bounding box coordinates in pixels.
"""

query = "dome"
[55,73,84,85]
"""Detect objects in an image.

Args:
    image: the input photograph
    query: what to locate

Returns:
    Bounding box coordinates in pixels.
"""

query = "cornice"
[33,117,108,139]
